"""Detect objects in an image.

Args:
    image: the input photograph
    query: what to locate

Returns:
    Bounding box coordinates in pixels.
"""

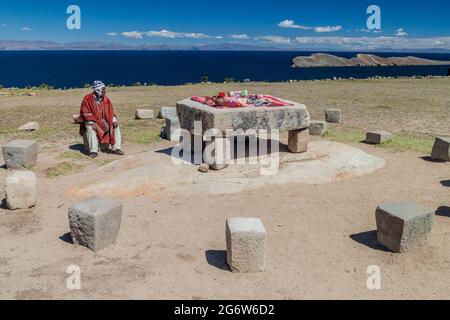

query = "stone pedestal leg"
[288,128,309,153]
[204,135,231,170]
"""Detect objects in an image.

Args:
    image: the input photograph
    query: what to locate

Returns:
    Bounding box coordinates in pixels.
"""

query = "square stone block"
[68,197,123,252]
[2,140,38,169]
[164,116,181,141]
[288,129,309,153]
[226,218,266,273]
[135,109,155,119]
[376,202,434,253]
[4,171,37,210]
[308,120,327,136]
[176,98,310,134]
[158,107,177,119]
[431,137,450,161]
[325,109,342,123]
[366,131,392,144]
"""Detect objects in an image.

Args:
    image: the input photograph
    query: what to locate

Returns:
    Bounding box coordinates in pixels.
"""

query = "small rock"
[198,163,210,173]
[19,122,39,132]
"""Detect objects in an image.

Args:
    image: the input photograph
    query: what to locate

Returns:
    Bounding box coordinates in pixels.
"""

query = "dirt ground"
[0,79,450,299]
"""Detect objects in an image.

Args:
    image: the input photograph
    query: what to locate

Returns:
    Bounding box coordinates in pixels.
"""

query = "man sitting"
[79,81,124,158]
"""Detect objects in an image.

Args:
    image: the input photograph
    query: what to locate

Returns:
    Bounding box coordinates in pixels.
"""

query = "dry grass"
[0,78,449,152]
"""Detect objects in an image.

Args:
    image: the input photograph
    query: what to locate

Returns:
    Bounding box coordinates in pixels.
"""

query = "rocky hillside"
[292,53,450,68]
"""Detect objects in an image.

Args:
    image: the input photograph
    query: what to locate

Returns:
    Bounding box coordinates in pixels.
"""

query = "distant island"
[292,53,450,68]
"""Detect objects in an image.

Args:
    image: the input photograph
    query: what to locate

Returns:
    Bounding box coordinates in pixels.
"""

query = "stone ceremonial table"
[176,98,311,169]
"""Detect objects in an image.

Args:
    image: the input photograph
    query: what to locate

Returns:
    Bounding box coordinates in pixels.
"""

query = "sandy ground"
[0,79,450,299]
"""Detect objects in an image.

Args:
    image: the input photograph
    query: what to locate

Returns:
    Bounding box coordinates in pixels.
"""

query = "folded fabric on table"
[191,92,293,109]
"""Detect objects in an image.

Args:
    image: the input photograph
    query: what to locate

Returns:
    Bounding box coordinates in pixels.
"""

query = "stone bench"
[135,109,155,120]
[4,171,37,210]
[226,218,266,273]
[68,197,123,252]
[431,137,450,161]
[365,131,392,144]
[309,120,327,136]
[2,140,38,169]
[325,109,341,123]
[158,107,177,119]
[376,201,434,253]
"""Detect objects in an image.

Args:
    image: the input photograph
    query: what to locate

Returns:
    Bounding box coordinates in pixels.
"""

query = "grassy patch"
[121,122,162,144]
[58,151,86,160]
[322,130,365,143]
[380,135,434,154]
[323,130,434,154]
[46,162,83,178]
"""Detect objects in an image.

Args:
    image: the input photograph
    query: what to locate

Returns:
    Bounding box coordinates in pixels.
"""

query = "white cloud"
[278,19,312,30]
[146,29,211,39]
[1,24,8,28]
[395,28,407,37]
[229,34,250,40]
[255,35,291,45]
[21,27,32,31]
[106,32,118,36]
[294,35,450,50]
[122,29,213,39]
[122,31,144,39]
[215,36,224,39]
[314,26,342,33]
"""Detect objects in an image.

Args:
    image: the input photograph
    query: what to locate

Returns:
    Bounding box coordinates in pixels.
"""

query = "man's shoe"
[111,149,124,156]
[89,152,98,158]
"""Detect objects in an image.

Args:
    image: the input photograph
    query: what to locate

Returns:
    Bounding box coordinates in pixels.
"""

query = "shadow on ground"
[205,250,229,271]
[0,198,7,210]
[420,156,446,163]
[436,206,450,218]
[350,231,389,252]
[156,137,286,165]
[59,232,73,244]
[441,180,450,187]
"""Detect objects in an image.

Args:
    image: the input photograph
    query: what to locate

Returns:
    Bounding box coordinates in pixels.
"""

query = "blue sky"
[1,1,449,50]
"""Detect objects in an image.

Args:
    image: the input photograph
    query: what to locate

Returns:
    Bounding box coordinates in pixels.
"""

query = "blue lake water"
[0,50,449,88]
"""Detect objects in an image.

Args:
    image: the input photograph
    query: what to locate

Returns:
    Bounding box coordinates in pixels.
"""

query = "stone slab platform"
[176,98,310,134]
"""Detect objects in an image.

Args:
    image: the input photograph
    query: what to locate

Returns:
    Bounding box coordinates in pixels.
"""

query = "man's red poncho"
[79,93,116,145]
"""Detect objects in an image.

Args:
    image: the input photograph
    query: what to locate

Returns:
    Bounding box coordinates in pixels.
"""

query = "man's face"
[101,87,107,97]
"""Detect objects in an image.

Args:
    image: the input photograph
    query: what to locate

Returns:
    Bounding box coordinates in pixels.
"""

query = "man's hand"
[113,122,119,129]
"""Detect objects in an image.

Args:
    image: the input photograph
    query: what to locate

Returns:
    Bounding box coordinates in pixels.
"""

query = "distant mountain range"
[0,40,449,53]
[292,53,450,68]
[0,40,284,51]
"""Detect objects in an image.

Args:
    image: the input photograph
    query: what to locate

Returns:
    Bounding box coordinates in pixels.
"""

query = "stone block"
[431,137,450,161]
[376,201,434,253]
[4,171,37,210]
[135,109,155,119]
[158,107,177,119]
[288,129,309,153]
[308,120,327,136]
[226,218,266,273]
[366,131,392,144]
[325,109,342,123]
[68,197,123,252]
[176,98,310,134]
[164,116,181,142]
[2,140,38,169]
